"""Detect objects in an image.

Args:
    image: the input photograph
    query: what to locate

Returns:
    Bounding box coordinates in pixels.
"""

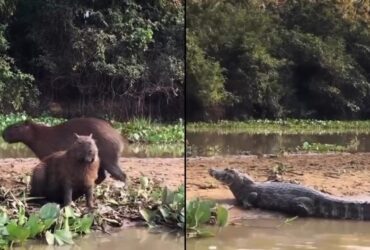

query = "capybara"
[30,133,99,207]
[2,117,126,184]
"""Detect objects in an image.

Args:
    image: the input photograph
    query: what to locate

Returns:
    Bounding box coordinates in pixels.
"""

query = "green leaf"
[54,229,74,245]
[45,231,54,245]
[43,218,56,231]
[39,203,60,220]
[216,206,229,227]
[0,212,8,226]
[6,223,30,243]
[64,206,75,218]
[78,215,94,234]
[25,215,44,238]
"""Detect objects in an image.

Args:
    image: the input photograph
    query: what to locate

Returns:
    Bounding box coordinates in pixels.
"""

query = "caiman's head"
[208,168,254,186]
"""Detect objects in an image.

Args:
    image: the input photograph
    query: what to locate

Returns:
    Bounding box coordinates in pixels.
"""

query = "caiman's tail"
[316,199,370,220]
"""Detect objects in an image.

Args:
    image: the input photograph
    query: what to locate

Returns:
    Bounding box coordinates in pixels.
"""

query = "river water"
[188,217,370,250]
[187,132,370,156]
[18,227,183,250]
[187,131,370,249]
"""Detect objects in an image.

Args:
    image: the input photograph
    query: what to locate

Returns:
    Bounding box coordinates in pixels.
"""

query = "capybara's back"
[3,118,126,184]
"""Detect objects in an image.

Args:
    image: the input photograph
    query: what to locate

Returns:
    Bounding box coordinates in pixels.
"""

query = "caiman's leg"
[241,192,258,209]
[291,197,314,216]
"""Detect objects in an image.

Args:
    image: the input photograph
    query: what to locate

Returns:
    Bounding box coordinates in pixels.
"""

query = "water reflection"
[187,132,370,156]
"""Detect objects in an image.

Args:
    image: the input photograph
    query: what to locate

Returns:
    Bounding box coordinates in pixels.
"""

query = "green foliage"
[186,33,228,116]
[139,185,184,230]
[0,0,184,120]
[116,118,184,144]
[187,119,370,134]
[0,203,93,249]
[186,199,229,238]
[187,0,370,121]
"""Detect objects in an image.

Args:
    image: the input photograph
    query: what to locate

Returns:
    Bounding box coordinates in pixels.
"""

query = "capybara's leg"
[95,166,107,185]
[63,183,73,207]
[85,186,94,208]
[30,165,46,198]
[103,163,126,183]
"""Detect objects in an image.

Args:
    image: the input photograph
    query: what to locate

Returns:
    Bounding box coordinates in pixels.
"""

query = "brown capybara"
[2,117,126,184]
[30,133,99,207]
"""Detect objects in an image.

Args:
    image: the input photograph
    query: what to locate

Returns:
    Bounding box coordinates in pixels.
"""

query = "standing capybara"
[2,117,126,184]
[30,133,99,207]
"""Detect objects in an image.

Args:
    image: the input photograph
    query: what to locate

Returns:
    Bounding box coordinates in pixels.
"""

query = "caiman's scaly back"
[209,167,370,221]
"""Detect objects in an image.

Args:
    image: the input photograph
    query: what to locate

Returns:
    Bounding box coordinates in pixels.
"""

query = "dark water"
[0,138,183,158]
[188,217,370,250]
[19,228,183,250]
[187,132,370,156]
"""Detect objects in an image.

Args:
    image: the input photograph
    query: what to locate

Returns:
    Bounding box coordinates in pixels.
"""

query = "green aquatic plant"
[187,119,370,135]
[186,199,229,238]
[116,118,184,144]
[296,138,359,153]
[139,184,185,230]
[0,203,93,249]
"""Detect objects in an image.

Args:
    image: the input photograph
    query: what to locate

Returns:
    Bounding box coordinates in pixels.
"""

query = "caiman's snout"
[208,168,216,176]
[208,168,224,178]
[208,168,236,185]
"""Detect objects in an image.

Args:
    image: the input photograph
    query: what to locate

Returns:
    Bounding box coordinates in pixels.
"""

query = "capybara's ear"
[73,133,80,139]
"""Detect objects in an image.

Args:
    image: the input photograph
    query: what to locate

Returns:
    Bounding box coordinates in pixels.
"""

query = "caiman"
[209,168,370,220]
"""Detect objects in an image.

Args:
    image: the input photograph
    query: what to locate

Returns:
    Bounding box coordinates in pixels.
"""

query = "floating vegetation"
[0,175,184,248]
[187,120,370,135]
[186,199,229,238]
[296,138,359,153]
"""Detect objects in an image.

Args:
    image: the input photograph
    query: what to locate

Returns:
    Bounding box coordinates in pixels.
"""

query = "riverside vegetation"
[187,120,370,135]
[0,175,185,249]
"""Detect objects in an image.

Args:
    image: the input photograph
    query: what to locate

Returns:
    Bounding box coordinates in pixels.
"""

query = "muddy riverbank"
[0,157,184,190]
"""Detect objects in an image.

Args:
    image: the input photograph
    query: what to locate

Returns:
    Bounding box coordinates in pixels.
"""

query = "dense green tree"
[0,0,38,113]
[187,0,370,120]
[0,0,184,120]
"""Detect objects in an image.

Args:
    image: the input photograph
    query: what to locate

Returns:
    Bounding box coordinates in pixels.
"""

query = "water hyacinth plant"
[0,203,93,249]
[186,199,229,238]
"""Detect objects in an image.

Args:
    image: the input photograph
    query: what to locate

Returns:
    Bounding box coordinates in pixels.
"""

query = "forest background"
[187,0,370,121]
